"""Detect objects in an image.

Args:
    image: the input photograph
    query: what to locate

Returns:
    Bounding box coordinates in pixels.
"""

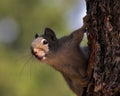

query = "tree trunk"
[86,0,120,96]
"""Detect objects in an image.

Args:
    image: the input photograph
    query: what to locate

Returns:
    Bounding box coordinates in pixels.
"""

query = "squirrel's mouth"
[31,47,47,61]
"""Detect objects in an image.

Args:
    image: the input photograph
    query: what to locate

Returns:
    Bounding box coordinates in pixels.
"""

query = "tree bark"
[86,0,120,96]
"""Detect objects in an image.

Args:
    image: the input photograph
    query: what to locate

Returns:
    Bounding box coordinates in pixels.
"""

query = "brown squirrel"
[31,17,89,96]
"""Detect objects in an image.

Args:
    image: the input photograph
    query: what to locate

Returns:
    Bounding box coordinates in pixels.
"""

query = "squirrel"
[31,16,89,96]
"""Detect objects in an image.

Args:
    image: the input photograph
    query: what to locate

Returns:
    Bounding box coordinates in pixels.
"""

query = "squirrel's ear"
[35,33,39,38]
[44,27,57,41]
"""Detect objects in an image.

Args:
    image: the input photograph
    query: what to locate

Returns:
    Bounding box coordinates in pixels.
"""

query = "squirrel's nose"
[31,46,41,55]
[31,46,37,55]
[33,48,39,54]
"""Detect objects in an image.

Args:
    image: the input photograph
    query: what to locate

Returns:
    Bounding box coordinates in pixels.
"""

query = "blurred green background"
[0,0,86,96]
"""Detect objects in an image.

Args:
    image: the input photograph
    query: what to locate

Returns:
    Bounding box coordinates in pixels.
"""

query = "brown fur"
[31,20,89,96]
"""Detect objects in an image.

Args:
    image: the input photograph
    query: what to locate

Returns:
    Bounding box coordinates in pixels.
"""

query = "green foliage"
[0,0,84,96]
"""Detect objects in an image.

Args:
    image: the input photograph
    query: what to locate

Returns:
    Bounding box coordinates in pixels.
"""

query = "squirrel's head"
[31,28,58,61]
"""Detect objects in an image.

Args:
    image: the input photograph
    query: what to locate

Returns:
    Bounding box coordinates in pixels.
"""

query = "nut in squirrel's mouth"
[31,47,47,61]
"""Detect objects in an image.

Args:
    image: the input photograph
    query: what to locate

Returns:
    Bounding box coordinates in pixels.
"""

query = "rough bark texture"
[86,0,120,96]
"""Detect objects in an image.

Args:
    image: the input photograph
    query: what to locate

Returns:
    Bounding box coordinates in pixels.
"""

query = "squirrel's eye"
[41,39,48,45]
